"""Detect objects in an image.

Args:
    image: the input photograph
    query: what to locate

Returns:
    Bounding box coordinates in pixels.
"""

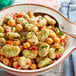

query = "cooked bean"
[3,25,11,32]
[27,11,34,18]
[16,24,23,32]
[39,43,49,57]
[44,15,56,25]
[2,58,9,65]
[2,45,20,57]
[0,19,3,26]
[48,48,56,59]
[49,30,56,38]
[0,38,6,45]
[6,32,20,39]
[18,57,31,69]
[22,50,37,59]
[8,19,16,27]
[54,43,60,48]
[46,38,53,44]
[27,32,38,45]
[54,37,60,43]
[25,24,38,33]
[17,18,28,26]
[13,57,19,62]
[23,42,31,49]
[13,62,18,68]
[30,63,37,70]
[0,33,4,38]
[37,28,49,41]
[38,58,52,68]
[0,26,4,33]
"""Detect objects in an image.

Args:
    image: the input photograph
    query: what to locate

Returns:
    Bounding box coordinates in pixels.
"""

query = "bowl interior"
[0,4,75,73]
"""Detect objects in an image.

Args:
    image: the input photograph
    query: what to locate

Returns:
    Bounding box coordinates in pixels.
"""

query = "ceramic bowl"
[0,4,76,76]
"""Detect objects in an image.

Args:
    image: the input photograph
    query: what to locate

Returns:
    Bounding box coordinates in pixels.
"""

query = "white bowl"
[0,4,76,76]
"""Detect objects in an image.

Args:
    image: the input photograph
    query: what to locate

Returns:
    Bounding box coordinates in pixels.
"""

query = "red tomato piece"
[32,46,36,50]
[56,53,62,59]
[17,14,23,18]
[13,15,17,20]
[37,19,40,23]
[26,62,30,65]
[60,38,65,43]
[7,41,12,45]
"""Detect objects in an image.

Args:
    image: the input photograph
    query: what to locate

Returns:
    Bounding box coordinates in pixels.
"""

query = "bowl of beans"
[0,4,76,76]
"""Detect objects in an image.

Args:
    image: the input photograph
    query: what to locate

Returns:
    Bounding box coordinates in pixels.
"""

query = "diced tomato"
[32,46,36,50]
[13,15,17,20]
[15,64,19,68]
[57,36,59,38]
[50,27,54,31]
[58,53,62,58]
[26,62,30,65]
[37,19,40,23]
[20,45,24,51]
[26,19,28,21]
[18,67,24,70]
[60,38,65,43]
[50,24,52,26]
[56,53,62,59]
[49,60,52,63]
[52,60,56,63]
[28,47,32,50]
[33,42,35,44]
[7,41,12,45]
[20,45,23,48]
[17,14,23,18]
[17,64,20,67]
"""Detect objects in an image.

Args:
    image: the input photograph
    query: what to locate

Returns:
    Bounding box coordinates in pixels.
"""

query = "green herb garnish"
[41,45,48,48]
[11,27,13,30]
[38,43,41,45]
[31,32,34,35]
[24,37,27,40]
[18,32,20,34]
[55,28,59,31]
[21,35,24,38]
[58,32,63,35]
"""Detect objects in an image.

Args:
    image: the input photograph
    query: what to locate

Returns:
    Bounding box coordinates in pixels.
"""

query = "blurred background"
[0,0,76,76]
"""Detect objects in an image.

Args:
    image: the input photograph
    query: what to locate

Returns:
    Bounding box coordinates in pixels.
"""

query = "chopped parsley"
[15,31,17,33]
[41,45,48,48]
[31,32,34,35]
[55,28,59,31]
[38,43,41,45]
[58,32,63,35]
[18,32,20,34]
[24,37,27,40]
[11,27,13,30]
[21,35,24,38]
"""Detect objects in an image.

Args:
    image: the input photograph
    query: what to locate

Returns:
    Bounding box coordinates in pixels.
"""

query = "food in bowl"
[0,11,67,70]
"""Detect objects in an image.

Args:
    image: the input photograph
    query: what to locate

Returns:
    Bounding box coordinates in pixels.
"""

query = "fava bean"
[2,45,20,57]
[38,58,52,68]
[18,57,31,69]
